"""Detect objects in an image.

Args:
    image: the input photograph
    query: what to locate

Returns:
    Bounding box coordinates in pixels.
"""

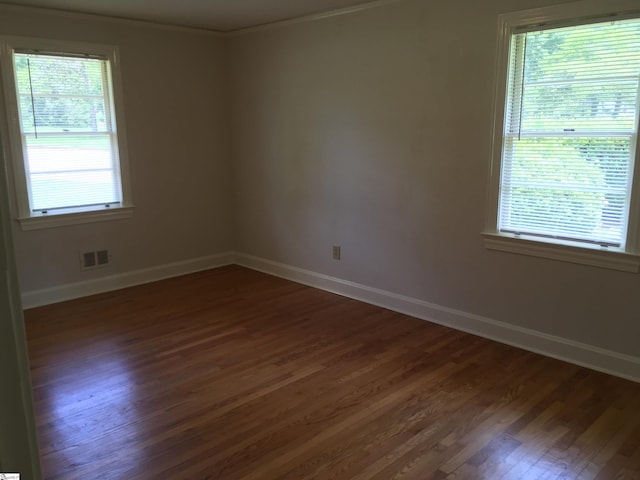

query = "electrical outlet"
[332,245,341,260]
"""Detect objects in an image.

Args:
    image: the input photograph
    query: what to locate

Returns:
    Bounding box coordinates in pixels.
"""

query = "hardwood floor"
[24,266,640,479]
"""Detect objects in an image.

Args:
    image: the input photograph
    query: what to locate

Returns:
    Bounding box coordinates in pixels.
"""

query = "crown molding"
[0,0,405,37]
[0,2,224,36]
[219,0,404,36]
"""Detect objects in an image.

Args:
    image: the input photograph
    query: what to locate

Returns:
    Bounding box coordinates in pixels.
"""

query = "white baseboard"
[235,253,640,383]
[21,251,640,382]
[21,252,235,309]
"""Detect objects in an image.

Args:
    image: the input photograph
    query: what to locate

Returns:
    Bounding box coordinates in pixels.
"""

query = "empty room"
[1,0,640,478]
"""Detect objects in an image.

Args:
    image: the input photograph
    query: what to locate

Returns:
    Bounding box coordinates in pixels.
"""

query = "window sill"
[482,232,640,273]
[18,205,135,231]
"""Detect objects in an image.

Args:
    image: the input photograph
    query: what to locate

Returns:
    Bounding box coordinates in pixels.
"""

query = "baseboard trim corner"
[21,252,235,309]
[235,253,640,383]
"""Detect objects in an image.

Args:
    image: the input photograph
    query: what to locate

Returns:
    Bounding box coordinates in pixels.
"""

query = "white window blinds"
[499,19,640,247]
[13,52,121,213]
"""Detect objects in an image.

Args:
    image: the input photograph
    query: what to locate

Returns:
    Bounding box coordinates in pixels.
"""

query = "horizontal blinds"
[499,19,640,247]
[13,52,120,212]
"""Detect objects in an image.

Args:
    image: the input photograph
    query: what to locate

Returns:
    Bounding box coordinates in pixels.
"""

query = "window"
[0,37,133,230]
[484,1,640,272]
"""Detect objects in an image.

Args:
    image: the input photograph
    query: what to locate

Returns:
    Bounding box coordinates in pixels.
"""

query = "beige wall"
[1,0,638,359]
[0,7,232,294]
[228,0,640,357]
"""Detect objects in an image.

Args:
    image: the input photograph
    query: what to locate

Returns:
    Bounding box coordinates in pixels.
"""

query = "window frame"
[483,0,640,273]
[0,36,133,231]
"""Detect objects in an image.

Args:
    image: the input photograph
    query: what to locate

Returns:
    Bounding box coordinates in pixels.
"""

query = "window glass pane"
[25,134,112,172]
[521,81,638,133]
[14,54,105,96]
[25,134,117,211]
[501,137,630,245]
[523,22,640,84]
[18,95,108,134]
[30,171,118,211]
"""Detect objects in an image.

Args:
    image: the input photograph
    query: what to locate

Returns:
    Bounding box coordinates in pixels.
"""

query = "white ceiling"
[1,0,380,32]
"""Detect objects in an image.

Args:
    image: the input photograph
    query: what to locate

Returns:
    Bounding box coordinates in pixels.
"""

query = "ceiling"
[0,0,380,32]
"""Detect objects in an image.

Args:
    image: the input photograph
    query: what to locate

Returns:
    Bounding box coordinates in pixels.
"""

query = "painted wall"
[0,6,232,294]
[228,0,640,358]
[2,0,638,361]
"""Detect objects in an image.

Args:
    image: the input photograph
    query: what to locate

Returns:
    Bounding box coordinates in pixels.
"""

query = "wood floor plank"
[24,266,640,479]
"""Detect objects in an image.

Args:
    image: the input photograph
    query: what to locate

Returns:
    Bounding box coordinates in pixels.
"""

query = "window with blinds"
[13,51,121,213]
[0,37,132,229]
[498,18,640,248]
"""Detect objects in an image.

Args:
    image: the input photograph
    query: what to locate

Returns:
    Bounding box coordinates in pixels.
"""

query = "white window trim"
[484,0,640,273]
[0,36,134,230]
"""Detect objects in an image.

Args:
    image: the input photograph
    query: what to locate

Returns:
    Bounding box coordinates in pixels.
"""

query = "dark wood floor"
[24,266,640,479]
